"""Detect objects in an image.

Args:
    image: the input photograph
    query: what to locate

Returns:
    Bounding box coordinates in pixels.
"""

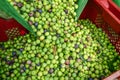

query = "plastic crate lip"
[95,0,120,23]
[108,0,120,19]
[103,70,120,80]
[105,7,120,23]
[108,0,120,11]
[99,0,110,8]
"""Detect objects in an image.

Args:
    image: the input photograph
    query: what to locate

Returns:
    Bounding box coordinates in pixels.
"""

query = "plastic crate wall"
[80,0,120,54]
[108,0,120,20]
[80,0,120,79]
[0,18,28,42]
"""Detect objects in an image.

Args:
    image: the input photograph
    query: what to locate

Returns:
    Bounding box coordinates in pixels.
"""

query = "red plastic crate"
[80,0,120,53]
[0,18,28,42]
[103,70,120,80]
[108,0,120,18]
[81,0,120,33]
[80,0,120,79]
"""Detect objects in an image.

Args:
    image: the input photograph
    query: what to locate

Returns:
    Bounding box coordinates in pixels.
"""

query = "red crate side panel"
[81,0,120,54]
[102,8,120,34]
[93,0,120,53]
[80,0,98,24]
[0,18,9,41]
[0,18,28,42]
[94,0,120,34]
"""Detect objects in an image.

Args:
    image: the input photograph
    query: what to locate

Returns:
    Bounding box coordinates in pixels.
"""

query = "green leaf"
[0,0,35,35]
[113,0,120,7]
[0,9,12,19]
[76,0,88,19]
